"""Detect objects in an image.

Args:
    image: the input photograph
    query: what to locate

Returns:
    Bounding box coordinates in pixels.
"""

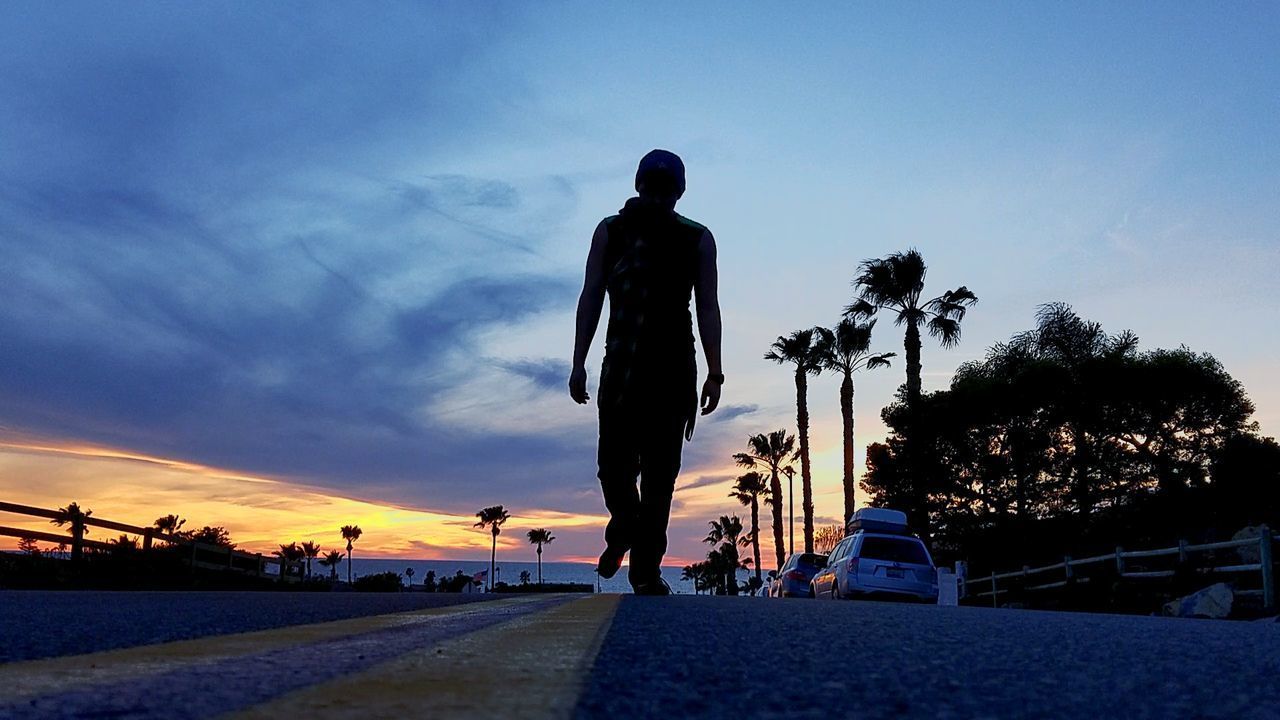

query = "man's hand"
[569,365,590,404]
[700,377,721,415]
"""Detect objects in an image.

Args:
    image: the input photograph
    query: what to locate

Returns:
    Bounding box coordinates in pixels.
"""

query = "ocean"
[337,557,752,595]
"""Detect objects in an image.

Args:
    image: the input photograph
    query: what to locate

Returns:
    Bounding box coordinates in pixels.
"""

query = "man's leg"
[597,404,640,578]
[628,409,687,590]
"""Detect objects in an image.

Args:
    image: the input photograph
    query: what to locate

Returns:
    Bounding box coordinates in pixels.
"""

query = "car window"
[856,536,931,565]
[830,539,851,563]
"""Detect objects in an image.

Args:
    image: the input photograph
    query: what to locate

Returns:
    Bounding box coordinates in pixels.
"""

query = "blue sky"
[1,3,1277,561]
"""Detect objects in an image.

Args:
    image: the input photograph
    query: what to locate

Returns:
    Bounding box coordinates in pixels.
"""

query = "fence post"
[1260,525,1274,612]
[1177,539,1188,564]
[1064,556,1073,583]
[143,529,153,552]
[256,553,264,577]
[227,546,235,569]
[991,574,998,608]
[1115,546,1125,575]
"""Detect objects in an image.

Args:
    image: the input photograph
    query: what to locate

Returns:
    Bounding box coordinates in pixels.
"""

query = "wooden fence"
[0,500,304,581]
[967,524,1275,611]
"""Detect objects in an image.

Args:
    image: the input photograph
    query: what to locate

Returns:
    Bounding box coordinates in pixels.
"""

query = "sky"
[2,3,1277,567]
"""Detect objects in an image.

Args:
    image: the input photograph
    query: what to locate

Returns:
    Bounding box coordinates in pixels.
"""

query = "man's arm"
[695,228,722,415]
[569,221,608,404]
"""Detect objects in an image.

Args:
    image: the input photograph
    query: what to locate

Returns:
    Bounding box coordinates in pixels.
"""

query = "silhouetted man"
[570,149,723,595]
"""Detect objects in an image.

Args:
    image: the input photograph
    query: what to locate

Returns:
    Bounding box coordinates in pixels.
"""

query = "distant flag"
[472,569,488,582]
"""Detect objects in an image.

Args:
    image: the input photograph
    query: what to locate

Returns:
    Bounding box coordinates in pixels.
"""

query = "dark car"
[769,552,828,597]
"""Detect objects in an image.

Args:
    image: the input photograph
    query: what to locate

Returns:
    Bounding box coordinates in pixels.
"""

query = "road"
[0,591,1277,719]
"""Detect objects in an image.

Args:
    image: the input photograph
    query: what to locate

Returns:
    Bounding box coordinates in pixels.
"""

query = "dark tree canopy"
[861,304,1275,571]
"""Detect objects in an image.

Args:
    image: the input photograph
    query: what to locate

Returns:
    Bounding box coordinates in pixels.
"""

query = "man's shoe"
[633,577,671,596]
[596,546,626,580]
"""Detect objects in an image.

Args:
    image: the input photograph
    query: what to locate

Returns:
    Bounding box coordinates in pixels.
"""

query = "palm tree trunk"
[903,319,927,535]
[840,372,855,523]
[489,530,497,591]
[537,545,543,585]
[346,543,353,584]
[768,468,786,571]
[795,367,815,554]
[751,497,762,585]
[904,319,923,408]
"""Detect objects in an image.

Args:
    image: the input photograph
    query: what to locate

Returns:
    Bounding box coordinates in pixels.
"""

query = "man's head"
[635,149,685,208]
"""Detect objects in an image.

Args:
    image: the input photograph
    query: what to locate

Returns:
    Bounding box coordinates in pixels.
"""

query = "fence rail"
[0,500,303,581]
[966,525,1274,611]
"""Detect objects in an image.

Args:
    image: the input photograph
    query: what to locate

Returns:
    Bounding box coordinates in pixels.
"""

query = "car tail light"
[784,570,807,581]
[847,558,859,575]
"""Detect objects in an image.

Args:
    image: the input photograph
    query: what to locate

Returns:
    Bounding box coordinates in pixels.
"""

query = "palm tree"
[729,472,770,587]
[704,515,748,596]
[765,329,822,554]
[276,542,304,578]
[51,502,92,561]
[814,318,895,522]
[474,506,510,591]
[405,567,415,586]
[319,549,343,579]
[300,541,321,579]
[526,528,555,585]
[734,430,795,572]
[152,514,186,539]
[340,525,362,583]
[847,249,977,412]
[519,570,532,585]
[681,564,703,594]
[848,249,976,532]
[781,465,796,556]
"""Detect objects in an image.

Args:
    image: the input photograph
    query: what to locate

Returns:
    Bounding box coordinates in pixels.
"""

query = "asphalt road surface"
[0,590,495,663]
[578,596,1280,719]
[1,592,1277,719]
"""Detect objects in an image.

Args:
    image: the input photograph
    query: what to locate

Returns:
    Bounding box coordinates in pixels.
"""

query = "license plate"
[886,567,905,578]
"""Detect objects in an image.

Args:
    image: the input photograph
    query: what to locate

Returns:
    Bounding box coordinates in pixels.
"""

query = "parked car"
[769,552,828,597]
[811,508,938,602]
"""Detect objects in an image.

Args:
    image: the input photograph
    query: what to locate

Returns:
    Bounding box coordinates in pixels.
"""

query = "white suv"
[811,530,938,602]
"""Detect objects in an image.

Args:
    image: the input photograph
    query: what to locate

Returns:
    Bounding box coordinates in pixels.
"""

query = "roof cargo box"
[847,507,908,534]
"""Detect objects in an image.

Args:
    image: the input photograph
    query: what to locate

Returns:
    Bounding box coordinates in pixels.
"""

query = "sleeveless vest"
[598,198,706,431]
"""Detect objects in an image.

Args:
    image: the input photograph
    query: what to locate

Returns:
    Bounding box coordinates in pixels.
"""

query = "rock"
[1233,526,1263,564]
[1163,582,1234,619]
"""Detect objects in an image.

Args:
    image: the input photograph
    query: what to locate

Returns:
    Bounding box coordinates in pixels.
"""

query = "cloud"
[492,358,573,392]
[0,5,607,517]
[708,404,759,422]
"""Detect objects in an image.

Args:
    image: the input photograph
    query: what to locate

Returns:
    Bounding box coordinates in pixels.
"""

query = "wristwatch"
[707,373,725,385]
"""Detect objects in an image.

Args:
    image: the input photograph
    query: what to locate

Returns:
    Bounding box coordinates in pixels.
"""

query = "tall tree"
[814,318,895,522]
[848,249,976,532]
[51,502,92,561]
[526,528,556,585]
[340,525,362,583]
[765,329,822,552]
[729,471,770,587]
[474,506,510,591]
[704,515,748,596]
[300,540,321,579]
[847,249,977,410]
[152,514,186,538]
[276,542,304,578]
[734,430,795,572]
[319,549,343,580]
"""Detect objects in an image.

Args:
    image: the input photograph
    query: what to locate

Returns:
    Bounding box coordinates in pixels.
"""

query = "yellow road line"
[228,594,621,720]
[0,596,549,703]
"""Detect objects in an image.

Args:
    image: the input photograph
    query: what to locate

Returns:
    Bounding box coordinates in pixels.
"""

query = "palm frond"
[928,315,963,348]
